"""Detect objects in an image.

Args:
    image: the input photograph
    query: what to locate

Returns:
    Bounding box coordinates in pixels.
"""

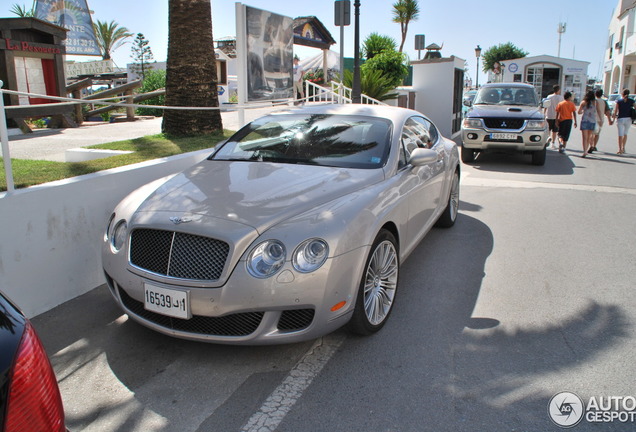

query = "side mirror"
[463,99,473,107]
[541,98,551,109]
[409,148,438,166]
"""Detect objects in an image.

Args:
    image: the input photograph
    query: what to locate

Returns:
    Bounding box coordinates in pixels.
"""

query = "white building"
[603,0,636,95]
[488,55,589,101]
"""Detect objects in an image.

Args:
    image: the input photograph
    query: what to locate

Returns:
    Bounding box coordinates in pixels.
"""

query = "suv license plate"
[490,133,517,140]
[144,284,191,319]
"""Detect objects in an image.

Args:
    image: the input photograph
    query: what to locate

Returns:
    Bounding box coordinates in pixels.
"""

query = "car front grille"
[277,309,315,332]
[483,118,525,129]
[130,228,230,281]
[118,287,263,336]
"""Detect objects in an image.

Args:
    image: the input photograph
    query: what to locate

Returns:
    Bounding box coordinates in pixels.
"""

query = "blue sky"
[2,0,618,83]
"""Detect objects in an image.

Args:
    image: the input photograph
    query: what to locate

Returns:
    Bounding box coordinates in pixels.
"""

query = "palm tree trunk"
[398,22,406,53]
[163,0,223,136]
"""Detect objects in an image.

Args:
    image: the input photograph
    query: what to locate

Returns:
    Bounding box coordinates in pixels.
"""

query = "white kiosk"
[408,55,466,140]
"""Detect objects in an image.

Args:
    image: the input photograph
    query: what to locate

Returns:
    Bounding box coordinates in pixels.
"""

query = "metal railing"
[303,80,350,104]
[330,81,387,105]
[301,80,387,106]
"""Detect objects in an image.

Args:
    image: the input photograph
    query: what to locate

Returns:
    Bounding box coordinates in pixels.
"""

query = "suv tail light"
[4,322,65,432]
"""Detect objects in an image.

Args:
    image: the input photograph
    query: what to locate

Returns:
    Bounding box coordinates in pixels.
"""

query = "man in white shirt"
[293,57,304,104]
[545,85,564,149]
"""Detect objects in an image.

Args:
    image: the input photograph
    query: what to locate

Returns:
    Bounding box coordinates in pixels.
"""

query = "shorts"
[547,119,559,132]
[617,117,631,136]
[580,120,596,131]
[558,119,573,142]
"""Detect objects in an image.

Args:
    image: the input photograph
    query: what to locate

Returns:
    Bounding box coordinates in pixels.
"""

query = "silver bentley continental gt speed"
[102,104,460,344]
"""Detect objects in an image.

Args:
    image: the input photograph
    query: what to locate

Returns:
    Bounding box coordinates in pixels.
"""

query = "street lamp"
[475,45,482,88]
[352,0,361,103]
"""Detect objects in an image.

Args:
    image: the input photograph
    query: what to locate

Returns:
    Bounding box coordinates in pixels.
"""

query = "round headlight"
[247,240,286,278]
[110,220,127,252]
[104,213,116,242]
[293,238,329,273]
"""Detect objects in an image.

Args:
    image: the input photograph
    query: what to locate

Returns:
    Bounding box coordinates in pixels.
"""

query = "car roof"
[264,104,423,126]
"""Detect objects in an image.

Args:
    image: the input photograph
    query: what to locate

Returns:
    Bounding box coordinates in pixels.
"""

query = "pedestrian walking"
[578,90,603,157]
[545,85,564,149]
[591,89,613,153]
[612,88,634,154]
[293,56,304,105]
[555,91,577,153]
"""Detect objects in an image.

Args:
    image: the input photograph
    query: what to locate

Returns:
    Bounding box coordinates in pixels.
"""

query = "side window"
[399,118,424,168]
[408,116,439,149]
[399,116,440,168]
[422,118,439,146]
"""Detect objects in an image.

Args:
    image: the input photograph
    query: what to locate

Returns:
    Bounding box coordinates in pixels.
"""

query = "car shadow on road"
[468,149,578,175]
[275,212,630,431]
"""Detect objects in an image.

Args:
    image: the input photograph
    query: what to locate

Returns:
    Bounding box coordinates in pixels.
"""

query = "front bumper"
[461,127,548,152]
[102,246,368,345]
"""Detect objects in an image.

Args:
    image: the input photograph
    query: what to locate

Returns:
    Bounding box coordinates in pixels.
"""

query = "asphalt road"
[33,122,636,432]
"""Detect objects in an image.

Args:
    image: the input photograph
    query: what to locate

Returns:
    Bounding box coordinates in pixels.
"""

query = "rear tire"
[531,147,546,166]
[435,170,460,228]
[461,146,475,163]
[348,230,399,336]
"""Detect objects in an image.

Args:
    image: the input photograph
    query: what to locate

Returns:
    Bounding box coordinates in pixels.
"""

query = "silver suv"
[461,83,549,166]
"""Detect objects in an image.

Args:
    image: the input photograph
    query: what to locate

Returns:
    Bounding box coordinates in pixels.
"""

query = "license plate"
[490,133,517,140]
[144,284,191,319]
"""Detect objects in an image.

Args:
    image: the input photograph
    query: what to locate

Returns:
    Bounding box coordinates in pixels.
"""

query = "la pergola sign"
[2,38,63,54]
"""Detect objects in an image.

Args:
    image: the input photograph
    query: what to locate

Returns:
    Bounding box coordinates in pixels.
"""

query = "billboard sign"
[35,0,101,56]
[65,60,114,78]
[243,5,293,102]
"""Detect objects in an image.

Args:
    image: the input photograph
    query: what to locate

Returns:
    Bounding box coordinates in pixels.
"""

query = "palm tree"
[162,0,222,136]
[10,3,35,17]
[93,20,133,61]
[362,33,397,59]
[392,0,420,53]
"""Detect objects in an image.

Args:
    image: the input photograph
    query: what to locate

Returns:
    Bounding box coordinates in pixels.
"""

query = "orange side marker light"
[330,301,347,312]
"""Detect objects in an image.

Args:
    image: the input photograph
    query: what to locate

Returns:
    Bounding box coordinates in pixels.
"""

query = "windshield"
[474,86,539,106]
[463,90,477,103]
[210,114,392,169]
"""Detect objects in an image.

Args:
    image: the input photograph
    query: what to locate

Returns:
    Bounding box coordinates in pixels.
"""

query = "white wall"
[0,150,210,318]
[411,56,465,139]
[604,1,636,94]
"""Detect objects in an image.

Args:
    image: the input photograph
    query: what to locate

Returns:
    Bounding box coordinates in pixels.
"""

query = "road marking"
[240,333,346,432]
[461,173,636,195]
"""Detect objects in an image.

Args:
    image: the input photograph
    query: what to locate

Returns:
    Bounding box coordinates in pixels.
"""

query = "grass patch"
[1,130,233,191]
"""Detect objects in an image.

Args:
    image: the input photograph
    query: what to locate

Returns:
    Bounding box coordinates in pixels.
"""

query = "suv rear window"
[474,87,538,106]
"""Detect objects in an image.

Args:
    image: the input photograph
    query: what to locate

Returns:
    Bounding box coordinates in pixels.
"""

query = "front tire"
[461,146,475,163]
[531,147,546,166]
[348,230,399,336]
[435,169,460,228]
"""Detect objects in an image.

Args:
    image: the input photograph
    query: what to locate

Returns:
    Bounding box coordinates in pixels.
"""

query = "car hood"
[134,160,384,234]
[468,104,544,119]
